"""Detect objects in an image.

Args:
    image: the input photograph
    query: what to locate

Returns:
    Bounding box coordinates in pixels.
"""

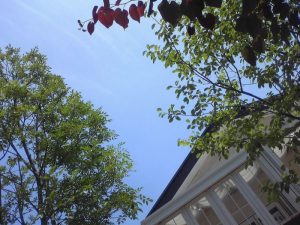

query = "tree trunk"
[0,173,3,225]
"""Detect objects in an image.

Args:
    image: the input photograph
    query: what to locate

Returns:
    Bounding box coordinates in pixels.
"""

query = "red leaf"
[115,0,121,6]
[137,1,146,17]
[114,8,129,29]
[180,0,204,21]
[204,0,222,8]
[98,7,114,28]
[103,0,110,8]
[187,25,195,36]
[87,22,95,35]
[92,6,98,23]
[199,13,216,30]
[129,4,140,22]
[158,0,182,26]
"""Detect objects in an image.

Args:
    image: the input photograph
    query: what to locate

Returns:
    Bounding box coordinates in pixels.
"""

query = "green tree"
[144,0,300,195]
[0,46,150,225]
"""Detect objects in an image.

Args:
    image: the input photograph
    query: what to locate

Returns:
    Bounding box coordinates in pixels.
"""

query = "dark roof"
[147,125,213,216]
[147,150,198,216]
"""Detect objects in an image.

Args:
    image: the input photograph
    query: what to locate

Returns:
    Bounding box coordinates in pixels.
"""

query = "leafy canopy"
[0,46,150,225]
[81,0,300,196]
[144,0,300,195]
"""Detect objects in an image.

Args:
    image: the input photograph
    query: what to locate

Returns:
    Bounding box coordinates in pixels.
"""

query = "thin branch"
[162,25,300,121]
[9,142,39,179]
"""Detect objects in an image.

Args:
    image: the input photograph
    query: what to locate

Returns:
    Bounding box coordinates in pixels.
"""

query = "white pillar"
[231,173,279,225]
[262,147,300,193]
[205,190,238,225]
[258,154,300,212]
[181,208,199,225]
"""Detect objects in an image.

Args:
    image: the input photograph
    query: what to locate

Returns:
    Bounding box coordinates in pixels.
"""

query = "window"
[239,163,295,223]
[215,179,260,225]
[190,196,222,225]
[164,214,186,225]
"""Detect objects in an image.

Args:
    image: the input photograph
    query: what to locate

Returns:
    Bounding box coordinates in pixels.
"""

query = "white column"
[205,190,238,225]
[263,147,300,193]
[181,208,199,225]
[258,154,300,212]
[231,173,279,225]
[141,152,248,225]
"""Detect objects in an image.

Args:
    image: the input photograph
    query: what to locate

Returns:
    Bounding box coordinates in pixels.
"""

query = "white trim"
[175,153,209,198]
[231,173,278,225]
[176,150,238,198]
[141,151,247,225]
[206,190,238,225]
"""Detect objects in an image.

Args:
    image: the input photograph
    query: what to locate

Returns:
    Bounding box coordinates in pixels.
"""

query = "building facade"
[142,119,300,225]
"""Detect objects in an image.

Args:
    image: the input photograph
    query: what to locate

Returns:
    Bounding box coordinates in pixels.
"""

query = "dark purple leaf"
[147,0,154,17]
[92,6,98,23]
[87,22,95,35]
[78,19,83,27]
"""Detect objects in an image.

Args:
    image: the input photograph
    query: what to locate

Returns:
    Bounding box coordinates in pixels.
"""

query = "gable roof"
[147,125,213,216]
[147,150,198,216]
[146,102,265,216]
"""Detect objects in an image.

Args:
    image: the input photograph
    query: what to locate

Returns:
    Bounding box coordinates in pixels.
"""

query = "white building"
[142,115,300,225]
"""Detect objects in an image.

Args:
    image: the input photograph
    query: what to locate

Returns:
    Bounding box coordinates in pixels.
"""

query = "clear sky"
[0,1,191,224]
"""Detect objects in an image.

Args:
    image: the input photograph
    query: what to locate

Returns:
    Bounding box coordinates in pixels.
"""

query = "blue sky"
[0,1,191,224]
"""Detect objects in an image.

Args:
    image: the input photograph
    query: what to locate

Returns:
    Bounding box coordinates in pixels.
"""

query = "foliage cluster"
[144,0,300,196]
[0,46,150,225]
[78,0,146,33]
[80,0,300,199]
